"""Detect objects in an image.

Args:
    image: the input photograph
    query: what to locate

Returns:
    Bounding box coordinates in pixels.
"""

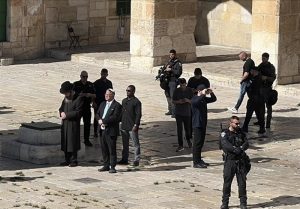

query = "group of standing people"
[59,69,142,174]
[228,52,277,134]
[159,49,277,209]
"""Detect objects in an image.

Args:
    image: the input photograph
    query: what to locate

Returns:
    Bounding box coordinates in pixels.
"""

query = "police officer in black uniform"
[220,116,250,209]
[257,52,276,128]
[163,49,182,117]
[241,67,265,134]
[73,71,96,146]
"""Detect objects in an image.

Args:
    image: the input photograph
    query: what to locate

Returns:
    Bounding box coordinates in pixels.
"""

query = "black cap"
[60,81,73,94]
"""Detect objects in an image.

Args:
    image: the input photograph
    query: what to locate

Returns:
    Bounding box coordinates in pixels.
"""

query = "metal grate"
[116,0,131,16]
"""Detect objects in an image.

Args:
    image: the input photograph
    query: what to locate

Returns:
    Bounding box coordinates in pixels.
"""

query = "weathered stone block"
[59,7,77,21]
[45,23,68,41]
[69,0,88,7]
[77,7,88,20]
[167,19,183,36]
[0,58,14,66]
[155,2,175,19]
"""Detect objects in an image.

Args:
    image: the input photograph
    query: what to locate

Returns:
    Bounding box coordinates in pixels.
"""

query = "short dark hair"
[128,85,136,92]
[179,78,186,84]
[231,115,240,121]
[169,49,176,54]
[262,52,269,59]
[194,68,202,75]
[101,68,108,74]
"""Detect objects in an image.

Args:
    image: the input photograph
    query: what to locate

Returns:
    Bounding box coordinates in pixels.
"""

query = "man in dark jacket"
[93,68,113,137]
[220,116,249,209]
[241,67,265,134]
[59,81,83,167]
[163,49,182,117]
[173,78,193,152]
[187,68,210,93]
[96,89,122,173]
[119,85,142,166]
[257,52,276,128]
[191,85,217,168]
[73,71,96,146]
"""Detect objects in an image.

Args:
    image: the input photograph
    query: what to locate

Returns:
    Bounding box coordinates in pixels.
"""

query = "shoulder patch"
[221,132,226,137]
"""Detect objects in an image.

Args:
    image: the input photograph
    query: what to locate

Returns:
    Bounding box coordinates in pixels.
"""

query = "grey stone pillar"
[130,0,197,71]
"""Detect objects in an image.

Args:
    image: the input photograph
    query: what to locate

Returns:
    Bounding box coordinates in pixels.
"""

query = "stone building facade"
[0,0,130,60]
[0,0,300,85]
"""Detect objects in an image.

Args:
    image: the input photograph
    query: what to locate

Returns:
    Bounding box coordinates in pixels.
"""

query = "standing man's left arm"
[133,100,142,132]
[206,92,217,104]
[171,62,182,78]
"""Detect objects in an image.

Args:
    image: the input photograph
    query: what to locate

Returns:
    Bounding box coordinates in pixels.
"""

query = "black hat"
[196,84,206,91]
[60,81,73,94]
[194,68,202,75]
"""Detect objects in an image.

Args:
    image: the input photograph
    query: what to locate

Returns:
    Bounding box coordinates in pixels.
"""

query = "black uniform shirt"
[258,62,276,88]
[187,76,210,90]
[93,78,113,105]
[173,87,194,117]
[73,81,95,109]
[121,97,142,131]
[243,58,255,81]
[220,129,249,160]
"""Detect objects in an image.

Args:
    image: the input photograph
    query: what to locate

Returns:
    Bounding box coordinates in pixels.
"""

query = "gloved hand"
[233,147,242,155]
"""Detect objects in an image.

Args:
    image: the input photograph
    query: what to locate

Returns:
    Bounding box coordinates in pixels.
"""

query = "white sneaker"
[227,107,238,113]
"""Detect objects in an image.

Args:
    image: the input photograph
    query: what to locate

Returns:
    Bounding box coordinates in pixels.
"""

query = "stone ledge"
[0,139,85,165]
[0,58,14,66]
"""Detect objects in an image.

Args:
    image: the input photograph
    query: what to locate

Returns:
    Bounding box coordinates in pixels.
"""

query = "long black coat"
[59,94,83,152]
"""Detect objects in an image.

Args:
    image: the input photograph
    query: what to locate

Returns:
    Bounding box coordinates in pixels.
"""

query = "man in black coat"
[93,68,113,137]
[257,52,276,128]
[241,67,265,134]
[96,89,122,173]
[73,71,96,146]
[191,85,217,168]
[59,81,83,167]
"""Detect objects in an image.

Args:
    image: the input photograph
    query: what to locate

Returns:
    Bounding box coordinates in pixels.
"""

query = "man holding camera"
[191,85,217,168]
[162,49,183,117]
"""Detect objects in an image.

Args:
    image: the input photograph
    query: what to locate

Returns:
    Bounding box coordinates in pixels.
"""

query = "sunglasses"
[231,122,240,125]
[126,89,132,92]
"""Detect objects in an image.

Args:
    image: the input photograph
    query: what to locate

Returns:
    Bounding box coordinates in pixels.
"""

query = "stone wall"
[130,0,197,71]
[0,0,130,60]
[45,0,130,49]
[195,0,252,49]
[251,0,300,85]
[0,0,45,60]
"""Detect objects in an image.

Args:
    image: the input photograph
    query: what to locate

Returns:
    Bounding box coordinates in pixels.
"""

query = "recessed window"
[116,0,131,16]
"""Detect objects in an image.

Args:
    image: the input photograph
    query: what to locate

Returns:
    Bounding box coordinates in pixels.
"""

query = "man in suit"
[96,89,122,173]
[191,84,217,168]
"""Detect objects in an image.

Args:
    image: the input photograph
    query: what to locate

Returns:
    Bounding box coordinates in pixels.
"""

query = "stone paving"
[0,46,300,209]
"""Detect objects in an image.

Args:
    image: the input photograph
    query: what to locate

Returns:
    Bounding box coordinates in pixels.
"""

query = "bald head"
[239,51,248,61]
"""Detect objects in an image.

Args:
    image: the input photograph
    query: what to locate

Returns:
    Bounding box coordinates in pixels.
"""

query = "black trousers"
[193,127,206,164]
[64,151,77,163]
[82,108,91,140]
[100,131,117,168]
[222,160,247,205]
[175,115,191,147]
[243,98,265,131]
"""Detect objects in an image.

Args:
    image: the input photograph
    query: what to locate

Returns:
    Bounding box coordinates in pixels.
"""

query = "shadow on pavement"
[0,176,44,182]
[0,106,15,115]
[246,195,300,208]
[197,54,239,63]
